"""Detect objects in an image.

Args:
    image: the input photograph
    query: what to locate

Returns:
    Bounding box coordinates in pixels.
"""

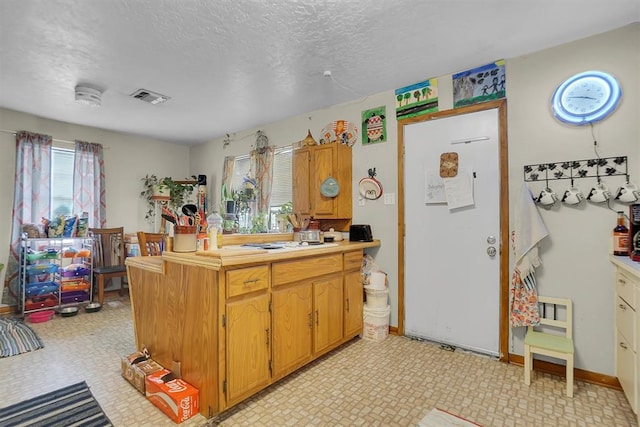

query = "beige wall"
[193,23,639,376]
[1,23,638,376]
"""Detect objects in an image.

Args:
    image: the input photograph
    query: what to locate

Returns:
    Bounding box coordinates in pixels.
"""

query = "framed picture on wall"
[395,78,438,120]
[361,106,387,145]
[453,59,506,108]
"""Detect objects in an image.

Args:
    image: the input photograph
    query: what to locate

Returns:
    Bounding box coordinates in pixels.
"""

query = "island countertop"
[124,238,380,418]
[125,239,380,270]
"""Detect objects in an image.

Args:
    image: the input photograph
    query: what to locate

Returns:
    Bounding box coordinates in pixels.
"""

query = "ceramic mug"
[615,182,640,203]
[537,187,558,207]
[587,182,612,203]
[562,185,584,205]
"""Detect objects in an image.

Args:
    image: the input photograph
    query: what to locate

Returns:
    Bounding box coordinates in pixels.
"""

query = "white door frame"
[396,99,510,361]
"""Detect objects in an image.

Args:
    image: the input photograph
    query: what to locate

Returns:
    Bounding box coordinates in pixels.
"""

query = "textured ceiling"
[1,0,638,145]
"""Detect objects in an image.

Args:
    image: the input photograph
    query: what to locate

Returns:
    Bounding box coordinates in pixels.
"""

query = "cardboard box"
[145,369,199,423]
[121,352,164,394]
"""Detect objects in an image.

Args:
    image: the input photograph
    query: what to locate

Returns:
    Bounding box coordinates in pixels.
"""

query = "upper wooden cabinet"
[293,143,352,228]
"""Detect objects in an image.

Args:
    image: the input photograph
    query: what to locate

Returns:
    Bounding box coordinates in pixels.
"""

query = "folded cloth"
[513,182,548,278]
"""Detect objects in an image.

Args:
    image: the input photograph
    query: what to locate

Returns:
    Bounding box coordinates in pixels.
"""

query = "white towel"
[513,182,548,277]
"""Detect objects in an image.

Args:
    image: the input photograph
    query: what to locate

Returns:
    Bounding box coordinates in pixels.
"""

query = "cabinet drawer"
[273,254,342,286]
[616,330,637,413]
[616,296,636,351]
[617,270,638,309]
[344,251,363,271]
[226,265,269,298]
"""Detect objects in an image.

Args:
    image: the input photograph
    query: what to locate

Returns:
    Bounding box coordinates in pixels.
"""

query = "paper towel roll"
[369,271,387,290]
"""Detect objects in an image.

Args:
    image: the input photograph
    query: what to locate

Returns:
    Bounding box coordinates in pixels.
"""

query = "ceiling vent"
[130,89,171,105]
[75,85,102,107]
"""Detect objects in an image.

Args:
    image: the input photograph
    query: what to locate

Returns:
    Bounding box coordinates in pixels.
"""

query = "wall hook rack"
[524,156,627,182]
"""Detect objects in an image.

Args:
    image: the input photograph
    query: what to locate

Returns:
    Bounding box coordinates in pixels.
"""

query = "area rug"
[0,381,112,427]
[0,318,44,357]
[417,408,482,427]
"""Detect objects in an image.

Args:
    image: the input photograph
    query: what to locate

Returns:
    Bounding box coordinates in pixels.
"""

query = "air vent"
[130,89,171,105]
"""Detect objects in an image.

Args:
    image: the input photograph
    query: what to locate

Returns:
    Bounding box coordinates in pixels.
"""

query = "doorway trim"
[396,99,509,362]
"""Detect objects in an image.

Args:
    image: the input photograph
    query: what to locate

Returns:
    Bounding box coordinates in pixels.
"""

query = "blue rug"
[0,318,43,357]
[0,381,112,427]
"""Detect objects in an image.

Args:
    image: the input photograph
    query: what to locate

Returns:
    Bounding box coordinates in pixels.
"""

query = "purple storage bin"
[61,290,90,304]
[59,265,91,277]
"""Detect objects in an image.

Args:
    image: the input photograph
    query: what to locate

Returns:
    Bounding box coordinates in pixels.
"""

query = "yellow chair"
[524,296,574,397]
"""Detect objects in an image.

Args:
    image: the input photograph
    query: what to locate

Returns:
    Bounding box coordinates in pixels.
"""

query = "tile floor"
[0,295,636,427]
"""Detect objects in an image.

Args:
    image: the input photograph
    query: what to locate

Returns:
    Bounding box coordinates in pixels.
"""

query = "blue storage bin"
[25,281,59,298]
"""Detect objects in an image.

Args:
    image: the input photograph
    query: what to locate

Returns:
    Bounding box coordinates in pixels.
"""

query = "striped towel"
[0,318,44,357]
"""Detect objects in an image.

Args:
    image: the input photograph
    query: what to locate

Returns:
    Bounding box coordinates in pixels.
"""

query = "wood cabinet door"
[272,283,313,379]
[226,293,271,406]
[292,147,311,215]
[313,274,343,353]
[344,270,363,337]
[312,144,336,216]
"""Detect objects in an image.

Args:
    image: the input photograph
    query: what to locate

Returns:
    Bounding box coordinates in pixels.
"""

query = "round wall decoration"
[551,70,622,125]
[358,177,383,200]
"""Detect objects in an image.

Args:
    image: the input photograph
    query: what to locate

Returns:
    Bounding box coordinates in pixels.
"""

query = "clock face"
[551,71,621,125]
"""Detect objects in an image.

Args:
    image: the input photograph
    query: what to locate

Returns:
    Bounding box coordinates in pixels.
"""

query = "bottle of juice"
[613,211,629,256]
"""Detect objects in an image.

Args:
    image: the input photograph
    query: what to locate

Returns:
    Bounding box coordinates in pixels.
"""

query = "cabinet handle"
[265,328,270,347]
[345,298,350,312]
[308,312,313,328]
[619,303,627,311]
[316,309,319,326]
[243,278,258,286]
[619,278,627,285]
[620,342,628,350]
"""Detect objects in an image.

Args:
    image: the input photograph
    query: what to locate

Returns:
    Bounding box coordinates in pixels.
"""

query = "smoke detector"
[75,85,102,107]
[130,89,171,105]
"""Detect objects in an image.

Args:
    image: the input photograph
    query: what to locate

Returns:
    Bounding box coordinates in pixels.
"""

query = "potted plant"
[140,174,197,222]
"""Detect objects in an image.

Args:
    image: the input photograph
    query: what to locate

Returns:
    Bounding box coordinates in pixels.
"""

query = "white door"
[403,107,501,356]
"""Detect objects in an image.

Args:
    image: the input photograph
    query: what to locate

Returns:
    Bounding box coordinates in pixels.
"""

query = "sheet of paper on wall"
[425,169,447,204]
[443,169,474,210]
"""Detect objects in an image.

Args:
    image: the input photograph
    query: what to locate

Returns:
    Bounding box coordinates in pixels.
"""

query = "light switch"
[384,193,395,205]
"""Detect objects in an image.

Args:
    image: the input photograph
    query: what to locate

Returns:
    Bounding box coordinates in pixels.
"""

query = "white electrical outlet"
[384,193,395,205]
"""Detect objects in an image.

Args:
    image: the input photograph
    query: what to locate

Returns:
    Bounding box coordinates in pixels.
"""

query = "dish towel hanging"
[510,182,549,327]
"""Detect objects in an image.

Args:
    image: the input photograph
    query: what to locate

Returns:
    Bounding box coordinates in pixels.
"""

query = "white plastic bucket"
[363,305,390,341]
[369,271,387,289]
[364,286,388,309]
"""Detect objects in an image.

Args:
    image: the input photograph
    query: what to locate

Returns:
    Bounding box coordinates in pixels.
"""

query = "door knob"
[487,236,496,244]
[487,246,497,257]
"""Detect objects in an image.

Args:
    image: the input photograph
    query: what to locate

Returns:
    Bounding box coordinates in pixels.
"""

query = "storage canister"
[173,225,197,252]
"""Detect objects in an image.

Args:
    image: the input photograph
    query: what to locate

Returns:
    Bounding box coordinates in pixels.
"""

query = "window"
[51,147,74,217]
[229,147,292,232]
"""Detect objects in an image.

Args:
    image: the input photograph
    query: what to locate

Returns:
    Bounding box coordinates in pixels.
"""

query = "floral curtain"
[73,141,106,228]
[2,131,52,305]
[250,145,275,214]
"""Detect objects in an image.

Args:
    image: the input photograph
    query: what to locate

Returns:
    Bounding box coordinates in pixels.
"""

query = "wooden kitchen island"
[125,240,380,418]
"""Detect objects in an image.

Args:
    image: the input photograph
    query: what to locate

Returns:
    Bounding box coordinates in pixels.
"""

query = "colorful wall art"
[395,78,438,120]
[361,106,387,145]
[452,59,506,108]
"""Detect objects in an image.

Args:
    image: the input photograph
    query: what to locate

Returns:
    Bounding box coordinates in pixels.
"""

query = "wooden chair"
[89,227,127,305]
[524,296,574,397]
[137,232,165,256]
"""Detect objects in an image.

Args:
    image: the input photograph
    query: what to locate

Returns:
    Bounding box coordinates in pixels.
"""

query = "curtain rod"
[0,128,76,146]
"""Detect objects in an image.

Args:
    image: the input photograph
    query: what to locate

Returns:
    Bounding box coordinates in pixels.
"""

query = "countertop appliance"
[299,229,323,244]
[349,224,373,242]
